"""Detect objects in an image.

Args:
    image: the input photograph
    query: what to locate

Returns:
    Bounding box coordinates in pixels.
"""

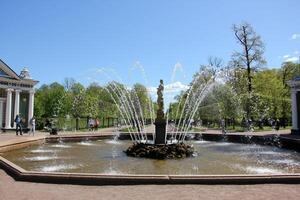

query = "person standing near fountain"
[88,117,95,131]
[15,114,23,136]
[29,116,36,136]
[221,119,226,135]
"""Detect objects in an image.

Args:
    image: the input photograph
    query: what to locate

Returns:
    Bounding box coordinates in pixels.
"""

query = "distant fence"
[191,118,292,129]
[36,117,122,131]
[36,117,153,131]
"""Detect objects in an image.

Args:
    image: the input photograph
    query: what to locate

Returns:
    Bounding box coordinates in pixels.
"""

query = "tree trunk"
[86,117,89,129]
[243,26,252,119]
[76,117,79,130]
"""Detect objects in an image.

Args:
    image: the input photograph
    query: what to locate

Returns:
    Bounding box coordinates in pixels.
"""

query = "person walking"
[221,119,226,135]
[30,116,36,136]
[275,118,280,131]
[88,118,95,131]
[15,114,22,136]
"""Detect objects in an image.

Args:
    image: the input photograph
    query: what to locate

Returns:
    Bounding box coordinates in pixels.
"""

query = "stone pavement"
[1,169,300,200]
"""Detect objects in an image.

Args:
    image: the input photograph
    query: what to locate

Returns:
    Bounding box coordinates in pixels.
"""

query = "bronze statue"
[156,79,165,121]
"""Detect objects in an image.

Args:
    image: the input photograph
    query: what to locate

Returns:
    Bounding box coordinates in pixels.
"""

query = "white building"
[0,59,38,130]
[288,77,300,135]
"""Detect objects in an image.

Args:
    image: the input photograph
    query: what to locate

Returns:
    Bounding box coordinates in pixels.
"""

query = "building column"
[5,88,13,129]
[291,90,298,130]
[28,90,35,126]
[13,89,21,128]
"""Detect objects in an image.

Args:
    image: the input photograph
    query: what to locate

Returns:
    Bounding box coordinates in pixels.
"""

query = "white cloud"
[147,81,189,106]
[285,56,299,63]
[147,81,189,94]
[291,34,300,40]
[164,81,189,93]
[282,50,300,63]
[96,68,103,73]
[149,82,189,107]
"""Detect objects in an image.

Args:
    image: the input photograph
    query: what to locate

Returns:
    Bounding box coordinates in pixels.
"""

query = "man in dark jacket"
[15,114,22,135]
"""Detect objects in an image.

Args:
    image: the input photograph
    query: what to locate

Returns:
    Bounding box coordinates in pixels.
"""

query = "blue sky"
[0,0,300,92]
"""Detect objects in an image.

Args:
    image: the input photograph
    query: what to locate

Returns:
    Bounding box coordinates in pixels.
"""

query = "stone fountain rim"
[1,133,300,185]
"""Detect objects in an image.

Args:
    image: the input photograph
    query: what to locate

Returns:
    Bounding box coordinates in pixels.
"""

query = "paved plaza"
[1,168,300,200]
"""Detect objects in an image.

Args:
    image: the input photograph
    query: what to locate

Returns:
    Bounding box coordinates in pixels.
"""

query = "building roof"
[0,59,39,88]
[0,59,21,80]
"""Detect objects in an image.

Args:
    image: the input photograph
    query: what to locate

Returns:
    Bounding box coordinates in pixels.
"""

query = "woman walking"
[30,116,36,136]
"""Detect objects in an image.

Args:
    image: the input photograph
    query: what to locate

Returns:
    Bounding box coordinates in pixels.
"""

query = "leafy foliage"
[33,22,299,130]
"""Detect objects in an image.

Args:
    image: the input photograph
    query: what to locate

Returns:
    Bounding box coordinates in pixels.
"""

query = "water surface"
[3,139,300,175]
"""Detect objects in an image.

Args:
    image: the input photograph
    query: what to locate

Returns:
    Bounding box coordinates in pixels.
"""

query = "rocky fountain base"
[125,143,195,159]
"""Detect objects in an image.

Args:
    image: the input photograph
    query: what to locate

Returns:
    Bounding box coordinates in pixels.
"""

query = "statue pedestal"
[154,121,166,145]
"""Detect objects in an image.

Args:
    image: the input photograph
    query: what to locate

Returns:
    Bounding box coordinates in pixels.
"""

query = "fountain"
[125,80,195,159]
[2,69,300,185]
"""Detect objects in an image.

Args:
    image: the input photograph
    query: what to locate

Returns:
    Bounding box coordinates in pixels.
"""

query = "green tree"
[34,82,68,118]
[85,82,103,118]
[280,62,300,90]
[231,22,266,119]
[214,84,240,122]
[132,83,152,120]
[102,81,125,119]
[70,83,86,130]
[279,62,300,124]
[252,69,291,124]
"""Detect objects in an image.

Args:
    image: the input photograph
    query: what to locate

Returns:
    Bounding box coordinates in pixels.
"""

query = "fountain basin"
[1,133,300,185]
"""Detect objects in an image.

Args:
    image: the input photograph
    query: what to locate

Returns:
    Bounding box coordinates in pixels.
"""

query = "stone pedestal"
[154,121,166,145]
